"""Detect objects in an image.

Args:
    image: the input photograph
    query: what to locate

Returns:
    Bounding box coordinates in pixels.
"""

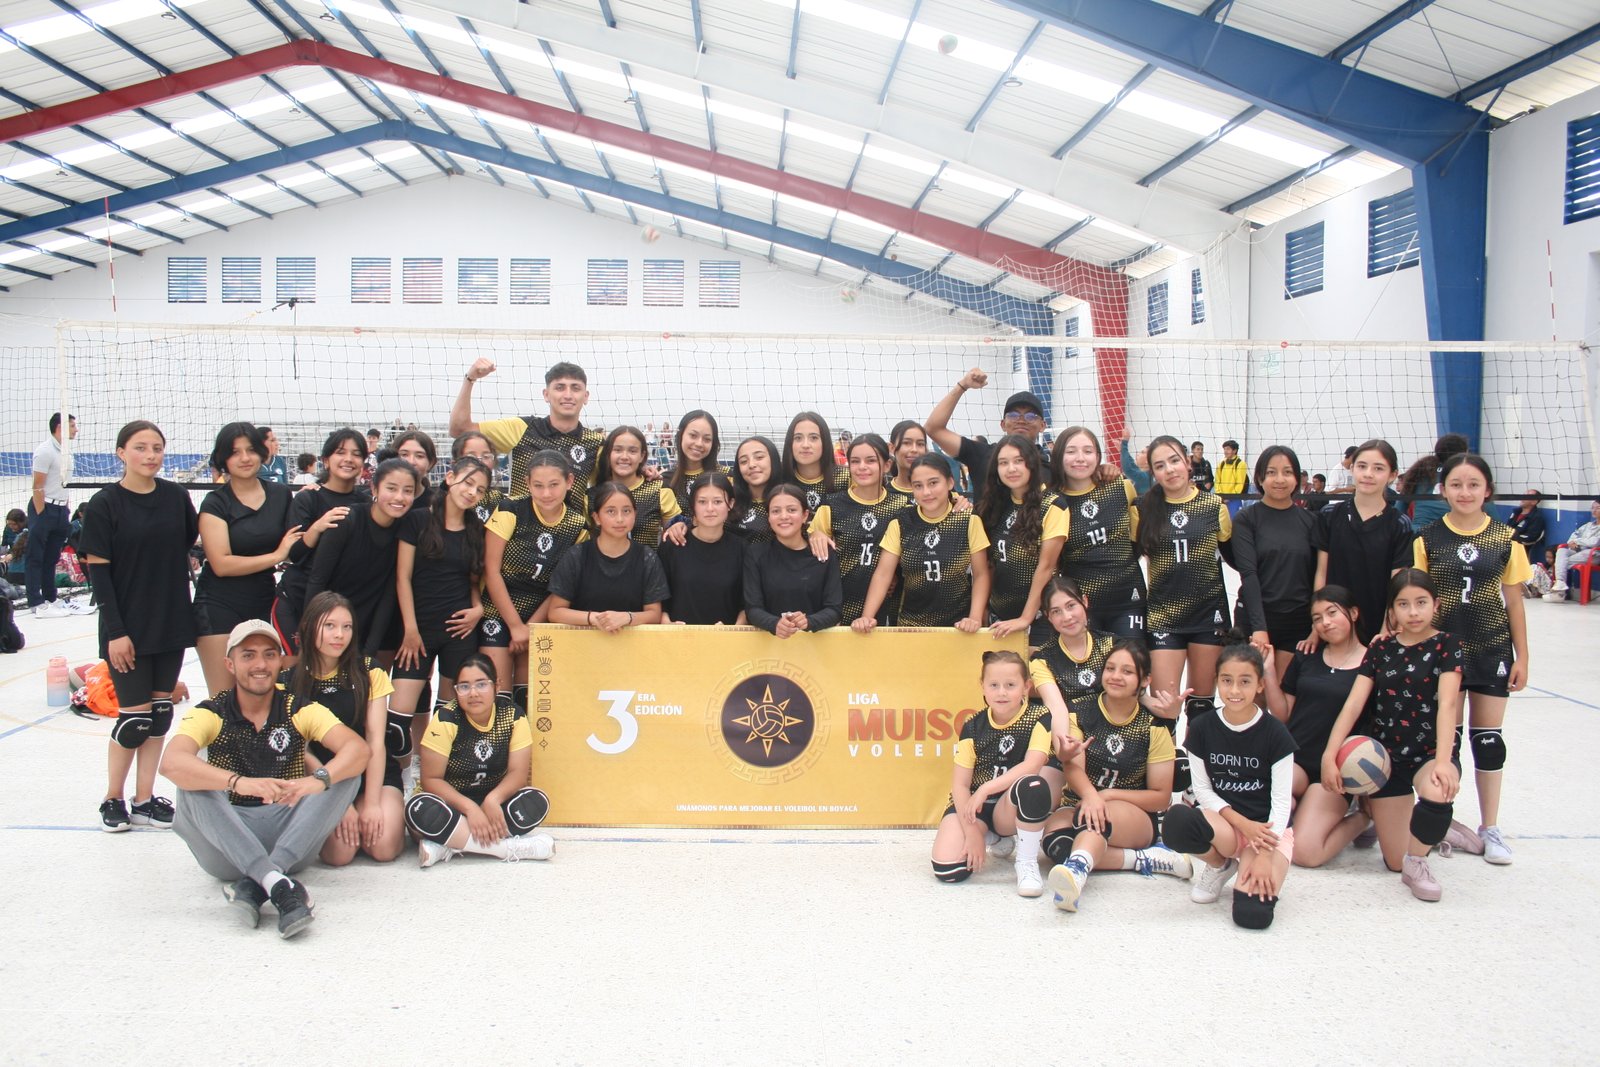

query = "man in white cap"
[161,620,370,939]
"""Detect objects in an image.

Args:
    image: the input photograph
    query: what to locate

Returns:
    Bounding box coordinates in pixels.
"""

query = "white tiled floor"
[3,596,1596,1065]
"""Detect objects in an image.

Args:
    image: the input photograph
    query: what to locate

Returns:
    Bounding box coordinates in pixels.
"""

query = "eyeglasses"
[454,680,495,695]
[1004,410,1044,425]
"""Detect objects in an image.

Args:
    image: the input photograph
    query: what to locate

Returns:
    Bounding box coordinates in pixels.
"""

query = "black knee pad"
[110,710,155,749]
[1042,828,1076,864]
[1170,747,1192,793]
[1232,889,1278,930]
[149,699,174,736]
[1184,695,1215,721]
[1410,796,1454,847]
[503,788,550,834]
[404,792,461,844]
[1009,775,1053,824]
[931,860,972,883]
[1155,717,1178,737]
[386,711,414,760]
[1469,728,1506,771]
[1072,812,1114,841]
[513,684,529,712]
[1161,803,1214,854]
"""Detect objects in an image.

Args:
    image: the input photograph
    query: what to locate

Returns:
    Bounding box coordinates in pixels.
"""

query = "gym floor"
[3,593,1595,1066]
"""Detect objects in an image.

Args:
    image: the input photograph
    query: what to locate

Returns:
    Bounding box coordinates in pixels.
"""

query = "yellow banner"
[528,625,1028,828]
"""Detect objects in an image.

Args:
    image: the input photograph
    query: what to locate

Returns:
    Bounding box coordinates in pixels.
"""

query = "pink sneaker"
[1439,820,1483,857]
[1401,854,1442,901]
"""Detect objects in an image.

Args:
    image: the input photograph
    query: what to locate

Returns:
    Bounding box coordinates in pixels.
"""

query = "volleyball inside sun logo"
[720,674,815,768]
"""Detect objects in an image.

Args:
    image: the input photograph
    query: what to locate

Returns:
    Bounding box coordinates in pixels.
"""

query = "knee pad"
[110,710,155,749]
[1184,695,1215,721]
[931,860,972,883]
[1161,804,1214,854]
[385,711,414,760]
[1410,796,1454,847]
[503,788,550,834]
[1170,747,1192,793]
[513,684,529,712]
[1469,728,1505,771]
[1232,889,1278,930]
[1009,775,1053,824]
[1072,813,1114,841]
[404,792,461,844]
[1042,828,1076,864]
[149,699,174,736]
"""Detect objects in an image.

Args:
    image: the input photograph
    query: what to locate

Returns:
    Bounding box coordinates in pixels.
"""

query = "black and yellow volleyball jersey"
[732,497,771,543]
[480,415,604,513]
[884,479,916,511]
[1044,479,1146,622]
[483,497,589,622]
[176,690,343,807]
[881,504,990,627]
[1029,630,1115,703]
[1415,515,1530,686]
[988,490,1059,621]
[795,469,851,513]
[952,699,1052,802]
[812,487,910,623]
[421,696,533,803]
[276,659,393,763]
[1132,487,1232,634]
[472,486,505,527]
[1060,693,1175,805]
[666,463,731,514]
[600,475,680,548]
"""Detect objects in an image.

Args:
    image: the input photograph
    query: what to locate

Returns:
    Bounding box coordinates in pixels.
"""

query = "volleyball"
[937,34,958,55]
[839,287,858,303]
[1336,735,1392,796]
[640,225,661,243]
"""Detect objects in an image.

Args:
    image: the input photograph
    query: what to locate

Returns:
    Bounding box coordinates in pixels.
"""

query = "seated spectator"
[293,452,318,488]
[1328,447,1356,493]
[1548,498,1600,600]
[1215,440,1248,496]
[1509,490,1548,564]
[3,509,28,598]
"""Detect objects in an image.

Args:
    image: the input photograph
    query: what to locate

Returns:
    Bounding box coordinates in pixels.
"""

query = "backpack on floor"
[0,596,23,654]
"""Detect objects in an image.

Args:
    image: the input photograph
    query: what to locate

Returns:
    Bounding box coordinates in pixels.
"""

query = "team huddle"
[73,358,1527,936]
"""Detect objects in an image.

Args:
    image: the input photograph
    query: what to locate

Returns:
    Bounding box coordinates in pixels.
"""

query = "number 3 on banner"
[587,690,639,754]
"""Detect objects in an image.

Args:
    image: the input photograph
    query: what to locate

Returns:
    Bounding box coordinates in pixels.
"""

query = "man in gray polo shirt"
[28,413,88,618]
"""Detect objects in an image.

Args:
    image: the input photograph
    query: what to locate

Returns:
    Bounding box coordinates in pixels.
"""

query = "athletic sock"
[260,870,287,894]
[1120,850,1142,871]
[1068,849,1096,875]
[1015,828,1043,866]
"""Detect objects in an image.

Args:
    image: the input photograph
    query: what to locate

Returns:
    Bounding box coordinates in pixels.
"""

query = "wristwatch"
[312,768,332,791]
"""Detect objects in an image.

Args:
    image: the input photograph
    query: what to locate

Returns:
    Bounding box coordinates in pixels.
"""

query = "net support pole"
[55,325,71,484]
[1087,287,1130,447]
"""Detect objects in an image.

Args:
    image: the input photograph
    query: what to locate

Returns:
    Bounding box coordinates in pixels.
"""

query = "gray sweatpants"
[173,779,359,885]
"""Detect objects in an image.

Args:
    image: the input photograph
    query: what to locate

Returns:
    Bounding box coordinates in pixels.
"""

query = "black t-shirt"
[1358,632,1463,765]
[659,532,746,624]
[955,437,992,492]
[1280,649,1366,774]
[398,508,475,630]
[305,505,401,653]
[79,480,198,657]
[1184,708,1296,823]
[742,541,843,634]
[548,540,669,613]
[277,484,369,609]
[195,480,293,614]
[1312,500,1413,640]
[1232,501,1317,632]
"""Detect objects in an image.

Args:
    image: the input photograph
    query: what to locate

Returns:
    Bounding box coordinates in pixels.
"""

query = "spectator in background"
[1117,435,1152,494]
[1188,441,1214,491]
[361,428,383,486]
[1508,490,1548,564]
[1548,498,1600,600]
[1304,474,1330,512]
[1400,432,1469,529]
[293,452,318,488]
[1215,439,1248,496]
[259,428,290,485]
[27,412,80,618]
[1328,446,1357,494]
[3,509,28,599]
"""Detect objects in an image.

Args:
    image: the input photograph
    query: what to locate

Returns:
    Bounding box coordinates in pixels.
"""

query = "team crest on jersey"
[536,532,555,554]
[482,619,503,637]
[1004,512,1018,531]
[860,513,877,532]
[1077,668,1097,688]
[1080,500,1099,521]
[807,489,823,509]
[1170,511,1189,530]
[1457,544,1480,564]
[475,504,491,523]
[320,683,339,696]
[1496,661,1508,677]
[473,738,494,763]
[569,445,587,465]
[743,509,757,524]
[998,735,1016,756]
[267,726,291,754]
[1105,734,1125,756]
[923,530,941,549]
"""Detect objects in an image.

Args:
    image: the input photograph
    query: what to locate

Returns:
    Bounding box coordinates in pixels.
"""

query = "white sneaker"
[418,839,453,868]
[1550,581,1569,593]
[1480,825,1513,865]
[33,601,67,619]
[1047,860,1087,911]
[984,829,1015,858]
[503,832,554,862]
[1134,846,1193,879]
[1014,858,1044,897]
[64,598,96,615]
[1189,858,1238,904]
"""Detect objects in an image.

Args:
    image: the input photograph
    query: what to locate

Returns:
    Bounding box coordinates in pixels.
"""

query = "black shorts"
[390,628,478,682]
[270,595,301,656]
[1464,680,1510,699]
[1461,645,1513,697]
[943,797,1000,831]
[193,595,272,639]
[1371,749,1463,799]
[1088,602,1145,640]
[478,614,517,649]
[1056,802,1161,844]
[1145,629,1225,652]
[1265,610,1312,651]
[108,648,185,707]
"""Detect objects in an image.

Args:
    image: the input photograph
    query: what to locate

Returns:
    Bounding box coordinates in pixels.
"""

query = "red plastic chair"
[1572,552,1599,605]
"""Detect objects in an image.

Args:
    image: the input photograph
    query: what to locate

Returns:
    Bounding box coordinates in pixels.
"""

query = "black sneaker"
[130,795,175,829]
[222,878,268,928]
[99,797,131,833]
[268,877,314,940]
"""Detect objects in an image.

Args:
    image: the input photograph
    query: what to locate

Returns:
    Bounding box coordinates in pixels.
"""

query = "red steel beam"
[0,41,1129,296]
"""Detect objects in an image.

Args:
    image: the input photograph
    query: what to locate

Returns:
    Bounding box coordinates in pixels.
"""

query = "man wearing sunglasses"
[924,367,1047,490]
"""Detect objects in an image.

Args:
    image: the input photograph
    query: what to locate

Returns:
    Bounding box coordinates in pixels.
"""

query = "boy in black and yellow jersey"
[405,653,553,867]
[163,621,370,939]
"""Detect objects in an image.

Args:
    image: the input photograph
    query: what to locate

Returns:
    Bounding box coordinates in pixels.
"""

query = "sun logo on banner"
[733,684,802,759]
[711,669,824,782]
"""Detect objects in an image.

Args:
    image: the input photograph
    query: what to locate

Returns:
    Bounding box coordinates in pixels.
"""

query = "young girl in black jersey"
[781,411,847,512]
[393,457,491,759]
[744,484,842,637]
[664,410,722,514]
[305,459,417,656]
[1135,436,1234,728]
[887,420,928,507]
[977,435,1055,641]
[288,592,403,865]
[1323,570,1463,901]
[1042,640,1189,912]
[452,431,502,520]
[546,483,668,632]
[1311,439,1412,644]
[1030,577,1115,737]
[1234,445,1317,678]
[808,434,905,625]
[660,471,746,625]
[1413,453,1530,865]
[1163,642,1297,929]
[1036,427,1146,639]
[594,425,681,547]
[1261,586,1374,867]
[930,650,1055,897]
[273,428,370,657]
[730,436,781,543]
[481,450,588,703]
[853,455,990,633]
[406,653,553,866]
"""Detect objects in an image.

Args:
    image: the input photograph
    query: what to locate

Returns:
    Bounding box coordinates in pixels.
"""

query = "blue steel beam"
[1451,20,1600,103]
[1330,0,1440,62]
[1222,145,1361,214]
[689,0,705,53]
[597,0,616,29]
[786,2,801,79]
[878,0,923,105]
[1043,217,1093,249]
[966,22,1043,132]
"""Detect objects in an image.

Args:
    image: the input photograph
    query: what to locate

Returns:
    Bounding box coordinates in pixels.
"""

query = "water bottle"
[46,655,70,707]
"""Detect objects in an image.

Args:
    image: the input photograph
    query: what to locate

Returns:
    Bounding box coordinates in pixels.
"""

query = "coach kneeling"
[161,620,369,939]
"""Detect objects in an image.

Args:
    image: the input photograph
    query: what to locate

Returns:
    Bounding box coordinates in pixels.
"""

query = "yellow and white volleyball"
[937,34,959,55]
[641,225,661,243]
